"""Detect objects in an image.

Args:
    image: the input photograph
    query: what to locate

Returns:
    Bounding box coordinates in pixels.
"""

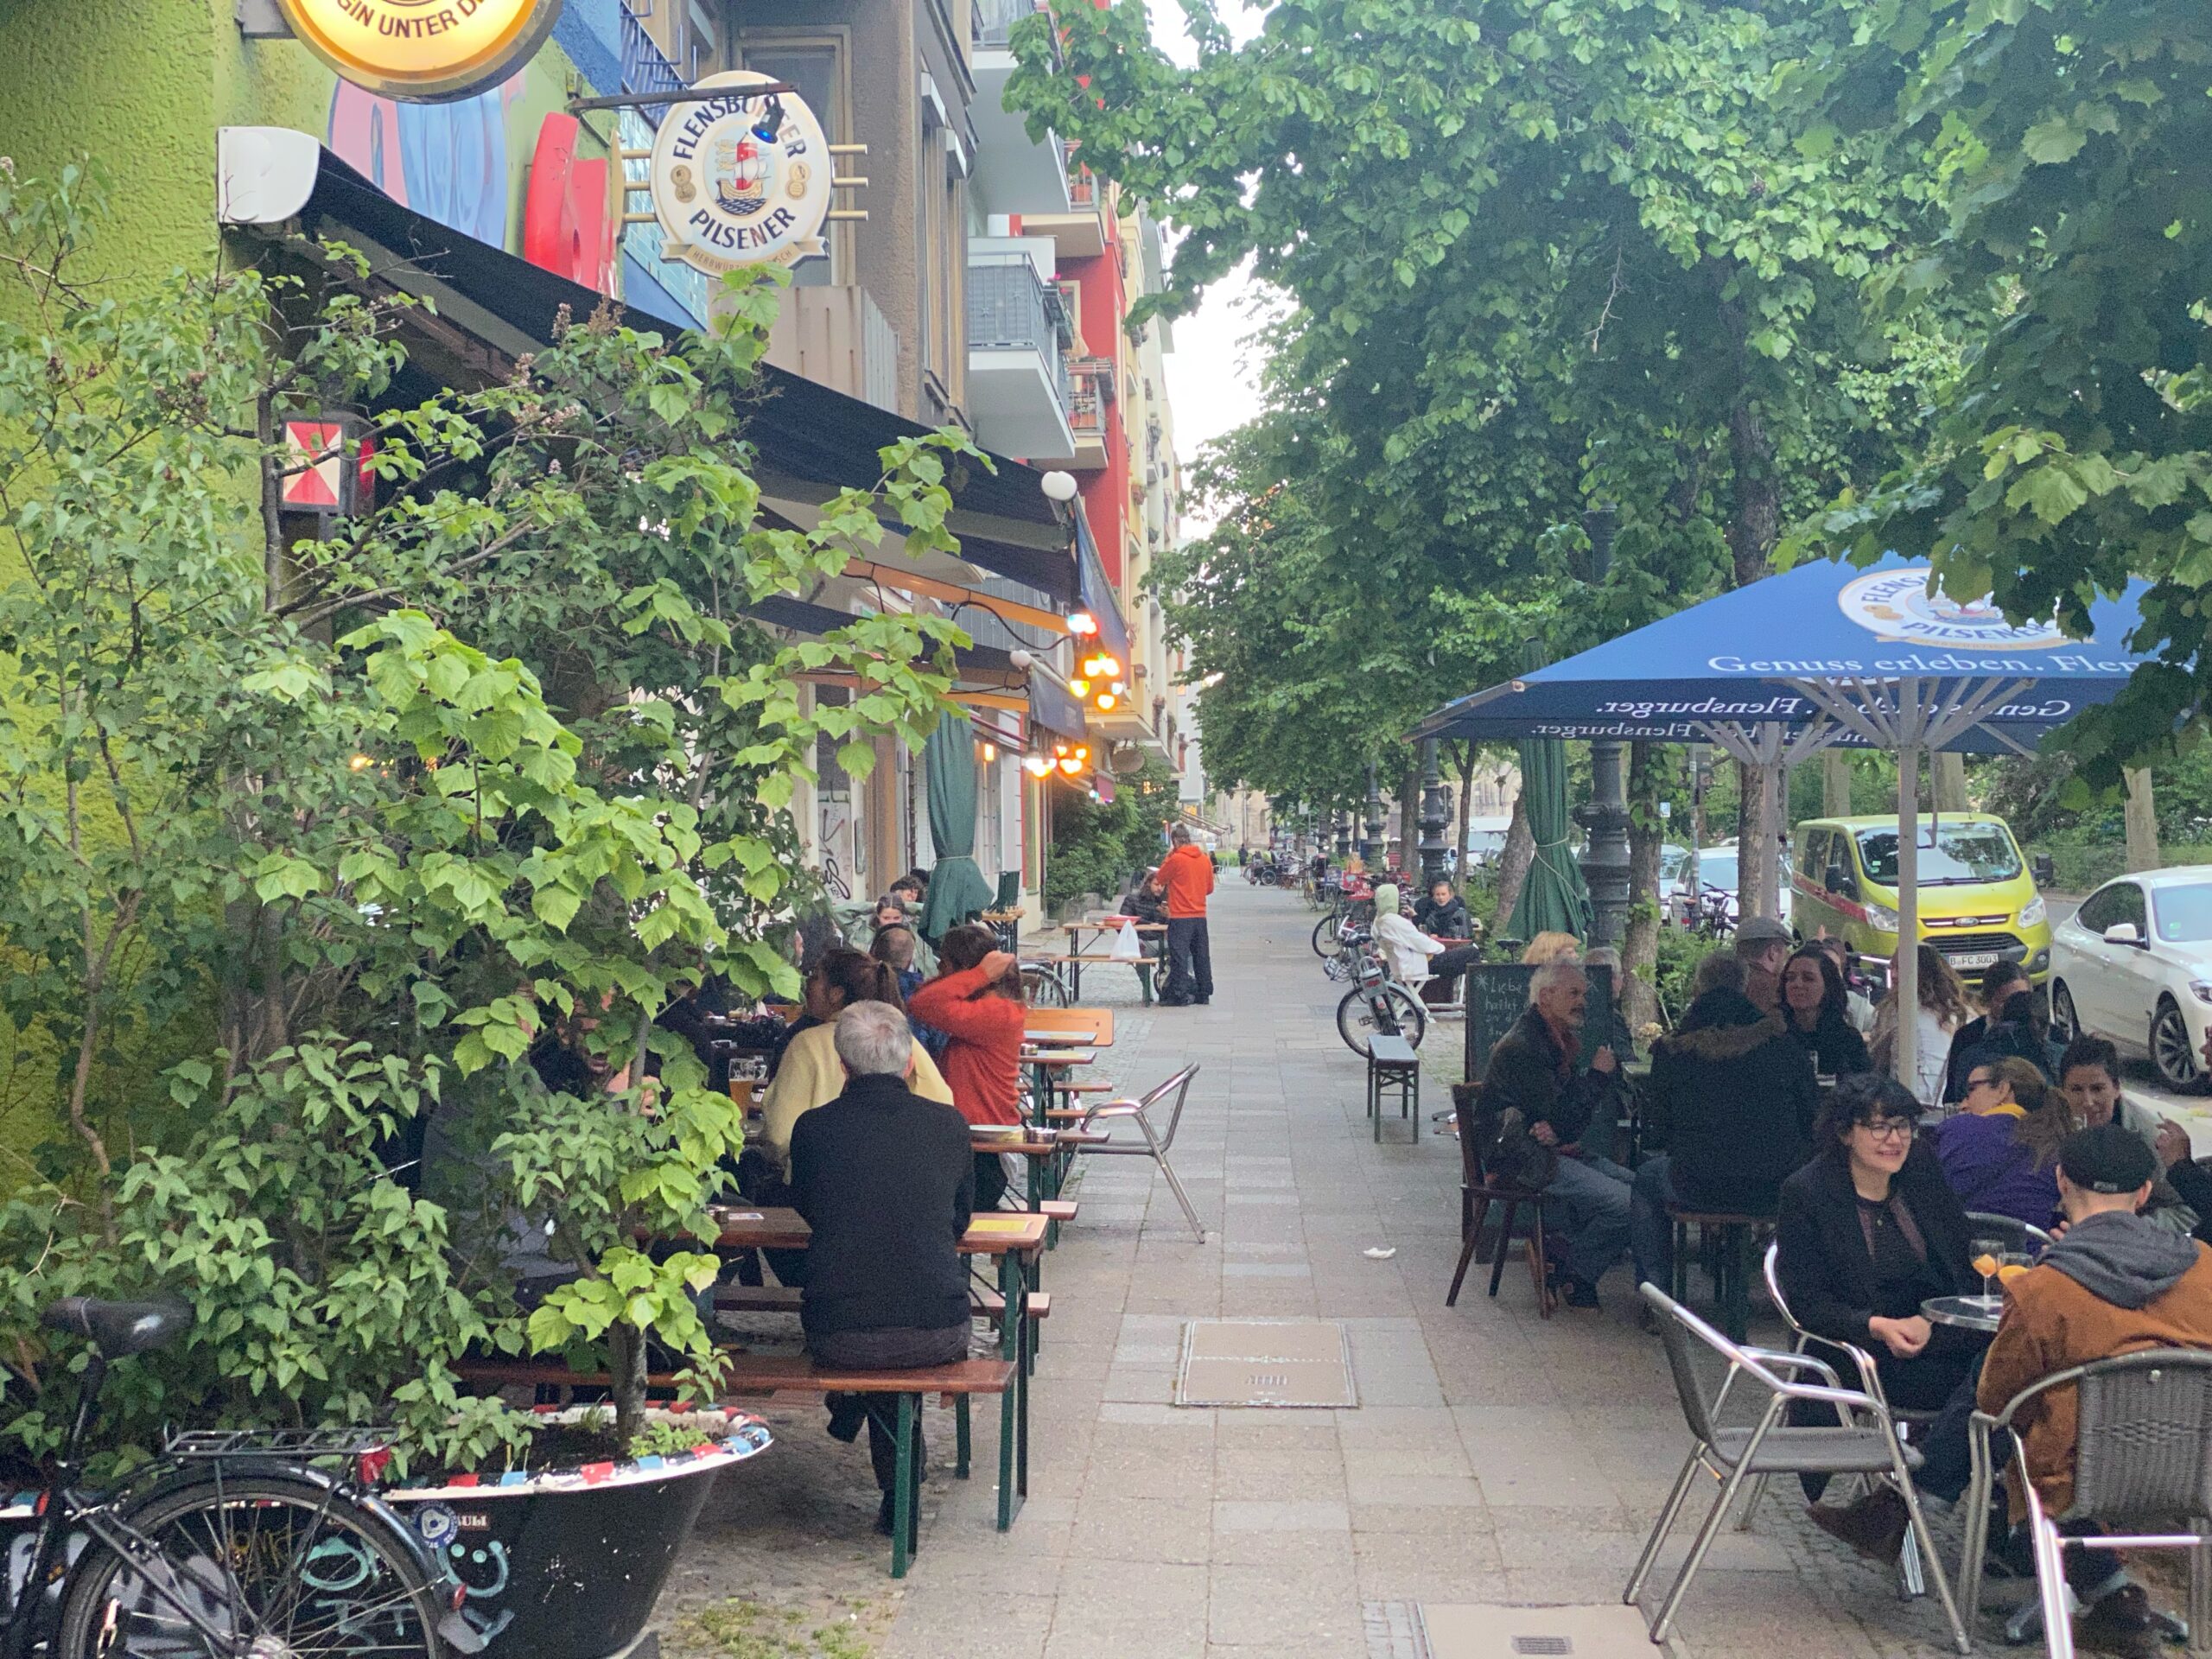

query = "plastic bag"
[1109,919,1142,960]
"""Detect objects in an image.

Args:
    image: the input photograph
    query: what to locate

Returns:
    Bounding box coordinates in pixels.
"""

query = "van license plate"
[1948,951,1999,969]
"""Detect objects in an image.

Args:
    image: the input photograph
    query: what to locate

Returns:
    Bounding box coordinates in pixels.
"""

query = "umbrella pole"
[1896,718,1921,1096]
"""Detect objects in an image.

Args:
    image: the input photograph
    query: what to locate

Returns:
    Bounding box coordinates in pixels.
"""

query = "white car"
[1664,844,1791,931]
[2050,868,2212,1090]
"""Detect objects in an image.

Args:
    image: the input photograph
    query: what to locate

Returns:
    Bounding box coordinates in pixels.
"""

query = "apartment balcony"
[1066,357,1114,470]
[970,0,1072,218]
[1018,143,1112,258]
[967,252,1077,463]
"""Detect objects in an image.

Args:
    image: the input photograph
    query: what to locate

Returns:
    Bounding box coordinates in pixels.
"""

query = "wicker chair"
[1961,1349,2212,1654]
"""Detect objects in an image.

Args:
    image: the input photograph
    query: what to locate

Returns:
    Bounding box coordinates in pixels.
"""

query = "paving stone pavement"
[661,885,1993,1658]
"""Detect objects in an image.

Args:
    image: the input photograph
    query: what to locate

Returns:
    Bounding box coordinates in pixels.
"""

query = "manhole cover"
[1417,1604,1653,1659]
[1174,1319,1355,1407]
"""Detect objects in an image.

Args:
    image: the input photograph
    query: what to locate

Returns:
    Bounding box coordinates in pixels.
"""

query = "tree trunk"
[1495,786,1535,933]
[1736,759,1783,921]
[609,1321,650,1450]
[2126,767,2159,872]
[1933,753,1968,813]
[1823,750,1853,817]
[1622,741,1662,1036]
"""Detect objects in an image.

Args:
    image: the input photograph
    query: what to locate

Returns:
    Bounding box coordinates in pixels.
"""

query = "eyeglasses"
[1966,1073,1999,1092]
[1859,1119,1916,1143]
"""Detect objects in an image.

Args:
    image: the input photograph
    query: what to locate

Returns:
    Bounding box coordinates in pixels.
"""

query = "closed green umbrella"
[916,710,997,942]
[1506,646,1589,944]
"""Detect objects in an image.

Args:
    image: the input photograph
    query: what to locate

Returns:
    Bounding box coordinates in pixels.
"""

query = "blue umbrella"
[1414,557,2161,1089]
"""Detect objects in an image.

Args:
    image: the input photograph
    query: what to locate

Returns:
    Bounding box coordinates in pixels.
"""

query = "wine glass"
[1970,1236,2006,1306]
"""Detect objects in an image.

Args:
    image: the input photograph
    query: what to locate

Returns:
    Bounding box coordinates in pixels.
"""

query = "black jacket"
[1783,1008,1872,1078]
[1482,1005,1619,1147]
[1775,1141,1977,1348]
[1646,989,1819,1212]
[788,1071,976,1337]
[1413,894,1473,939]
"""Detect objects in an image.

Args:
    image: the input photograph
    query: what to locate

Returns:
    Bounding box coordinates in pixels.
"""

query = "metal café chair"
[1960,1349,2212,1654]
[1071,1063,1206,1242]
[1965,1210,2058,1256]
[1629,1282,1972,1653]
[1759,1240,1941,1599]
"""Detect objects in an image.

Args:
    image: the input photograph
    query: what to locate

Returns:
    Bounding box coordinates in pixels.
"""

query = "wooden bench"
[1033,951,1156,1005]
[1366,1034,1421,1145]
[454,1352,1019,1577]
[713,1284,803,1315]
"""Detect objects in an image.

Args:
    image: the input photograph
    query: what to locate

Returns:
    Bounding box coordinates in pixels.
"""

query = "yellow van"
[1791,814,2052,982]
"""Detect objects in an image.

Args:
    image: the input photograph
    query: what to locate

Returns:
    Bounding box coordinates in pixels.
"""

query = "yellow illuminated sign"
[275,0,562,104]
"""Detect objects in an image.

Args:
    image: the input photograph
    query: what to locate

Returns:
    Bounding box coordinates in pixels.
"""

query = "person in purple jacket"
[1929,1055,2075,1230]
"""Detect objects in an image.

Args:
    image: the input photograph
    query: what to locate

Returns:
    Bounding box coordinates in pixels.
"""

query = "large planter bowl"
[386,1408,772,1659]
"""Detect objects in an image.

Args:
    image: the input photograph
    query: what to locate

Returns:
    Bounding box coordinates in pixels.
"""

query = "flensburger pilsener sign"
[275,0,561,102]
[649,72,832,276]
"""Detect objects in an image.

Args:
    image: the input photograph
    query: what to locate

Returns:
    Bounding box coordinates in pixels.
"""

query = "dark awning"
[742,594,1021,683]
[223,138,1080,603]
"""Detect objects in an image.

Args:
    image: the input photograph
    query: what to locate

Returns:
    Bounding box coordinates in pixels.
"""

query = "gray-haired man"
[790,1001,976,1535]
[1480,961,1633,1308]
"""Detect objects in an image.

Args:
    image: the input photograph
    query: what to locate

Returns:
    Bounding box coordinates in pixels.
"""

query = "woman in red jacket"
[906,924,1028,1208]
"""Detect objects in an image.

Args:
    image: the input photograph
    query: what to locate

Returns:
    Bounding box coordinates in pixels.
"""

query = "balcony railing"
[620,0,688,129]
[968,257,1075,410]
[1068,359,1112,436]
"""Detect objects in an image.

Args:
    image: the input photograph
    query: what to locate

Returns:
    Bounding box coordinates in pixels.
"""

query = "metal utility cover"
[1174,1319,1356,1408]
[1416,1604,1655,1658]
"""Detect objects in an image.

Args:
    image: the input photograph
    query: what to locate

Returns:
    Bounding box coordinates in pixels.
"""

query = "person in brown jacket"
[1976,1122,2212,1657]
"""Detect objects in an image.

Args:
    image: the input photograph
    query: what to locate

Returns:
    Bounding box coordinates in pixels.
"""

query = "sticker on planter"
[415,1502,460,1548]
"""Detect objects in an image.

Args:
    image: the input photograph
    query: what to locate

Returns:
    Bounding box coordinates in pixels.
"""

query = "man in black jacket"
[1481,962,1632,1308]
[789,1001,976,1534]
[1630,953,1818,1293]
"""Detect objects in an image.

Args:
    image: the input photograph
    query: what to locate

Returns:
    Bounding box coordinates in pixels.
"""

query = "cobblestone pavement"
[658,885,1998,1658]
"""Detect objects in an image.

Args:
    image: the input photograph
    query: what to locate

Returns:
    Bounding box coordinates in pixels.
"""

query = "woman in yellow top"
[760,947,953,1176]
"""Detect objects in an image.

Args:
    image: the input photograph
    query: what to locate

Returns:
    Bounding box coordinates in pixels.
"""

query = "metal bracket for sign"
[565,82,798,117]
[234,0,292,39]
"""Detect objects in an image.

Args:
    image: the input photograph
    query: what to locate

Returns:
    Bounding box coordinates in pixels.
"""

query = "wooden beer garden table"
[706,1204,1046,1529]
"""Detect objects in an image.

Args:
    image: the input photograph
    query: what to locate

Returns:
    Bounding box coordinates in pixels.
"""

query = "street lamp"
[1417,738,1450,888]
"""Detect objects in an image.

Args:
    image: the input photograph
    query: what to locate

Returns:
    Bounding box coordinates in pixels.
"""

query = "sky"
[1143,0,1274,522]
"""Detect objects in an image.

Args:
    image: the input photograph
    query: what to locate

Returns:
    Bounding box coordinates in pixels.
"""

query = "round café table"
[1923,1294,2005,1335]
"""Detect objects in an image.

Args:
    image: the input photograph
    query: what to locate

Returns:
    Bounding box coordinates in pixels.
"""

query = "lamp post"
[1334,810,1351,860]
[1573,504,1631,945]
[1417,739,1450,888]
[1361,762,1386,866]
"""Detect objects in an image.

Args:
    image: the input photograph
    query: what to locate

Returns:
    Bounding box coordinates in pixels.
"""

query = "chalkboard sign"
[1462,963,1618,1082]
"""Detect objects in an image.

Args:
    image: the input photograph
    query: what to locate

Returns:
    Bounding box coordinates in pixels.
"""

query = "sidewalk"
[659,884,1975,1659]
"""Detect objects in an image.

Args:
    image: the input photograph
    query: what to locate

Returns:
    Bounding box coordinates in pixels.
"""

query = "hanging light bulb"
[1096,693,1118,711]
[1023,750,1053,778]
[1058,753,1084,775]
[1065,609,1097,637]
[1098,655,1122,677]
[1068,677,1090,698]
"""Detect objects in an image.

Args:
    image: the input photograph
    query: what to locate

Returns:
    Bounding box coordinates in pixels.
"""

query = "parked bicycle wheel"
[1336,984,1427,1057]
[1311,913,1341,957]
[1020,963,1071,1007]
[58,1472,442,1659]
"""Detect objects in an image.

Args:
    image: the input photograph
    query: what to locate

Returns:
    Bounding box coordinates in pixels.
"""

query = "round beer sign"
[649,72,833,276]
[275,0,562,103]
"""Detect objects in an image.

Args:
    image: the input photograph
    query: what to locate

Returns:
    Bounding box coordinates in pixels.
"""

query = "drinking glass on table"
[1970,1236,2009,1306]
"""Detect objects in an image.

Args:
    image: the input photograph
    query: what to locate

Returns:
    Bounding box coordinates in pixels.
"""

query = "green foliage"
[1044,756,1179,911]
[1654,927,1724,1029]
[0,165,977,1457]
[1794,0,2212,791]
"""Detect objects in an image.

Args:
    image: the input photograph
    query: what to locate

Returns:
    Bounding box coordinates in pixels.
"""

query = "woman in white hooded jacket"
[1369,884,1483,1001]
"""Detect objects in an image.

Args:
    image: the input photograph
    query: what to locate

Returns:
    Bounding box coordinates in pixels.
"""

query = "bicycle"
[7,1297,478,1659]
[1334,937,1427,1058]
[1019,959,1071,1007]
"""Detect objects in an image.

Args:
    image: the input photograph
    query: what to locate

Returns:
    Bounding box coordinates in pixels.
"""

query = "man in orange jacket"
[1157,824,1217,1007]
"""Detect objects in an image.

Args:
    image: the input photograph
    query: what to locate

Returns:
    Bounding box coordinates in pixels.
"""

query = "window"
[1799,829,1828,880]
[2153,883,2212,944]
[740,37,848,287]
[2078,882,2145,936]
[685,1,718,79]
[1854,821,2023,887]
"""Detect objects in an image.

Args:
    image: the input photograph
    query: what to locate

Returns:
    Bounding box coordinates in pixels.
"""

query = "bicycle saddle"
[41,1296,189,1358]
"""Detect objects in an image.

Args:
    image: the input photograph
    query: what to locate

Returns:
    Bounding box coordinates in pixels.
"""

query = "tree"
[1013,0,1965,930]
[1798,0,2212,797]
[0,165,977,1457]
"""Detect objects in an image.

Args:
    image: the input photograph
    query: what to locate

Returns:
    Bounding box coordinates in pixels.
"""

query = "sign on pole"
[648,71,833,277]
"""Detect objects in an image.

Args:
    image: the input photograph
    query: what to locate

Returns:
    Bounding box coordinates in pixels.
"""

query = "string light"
[1065,610,1098,637]
[348,753,373,771]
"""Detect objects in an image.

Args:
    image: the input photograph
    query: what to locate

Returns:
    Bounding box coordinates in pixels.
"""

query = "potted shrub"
[0,163,980,1652]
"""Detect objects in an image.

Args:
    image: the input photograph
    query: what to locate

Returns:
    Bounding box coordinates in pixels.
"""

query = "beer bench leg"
[891,1391,919,1579]
[955,1395,971,1480]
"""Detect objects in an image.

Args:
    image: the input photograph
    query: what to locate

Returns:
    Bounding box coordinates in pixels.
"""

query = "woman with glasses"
[1929,1055,2075,1230]
[1777,1074,1988,1560]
